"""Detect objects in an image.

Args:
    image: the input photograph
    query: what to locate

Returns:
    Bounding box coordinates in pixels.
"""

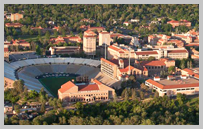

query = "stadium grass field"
[38,76,76,97]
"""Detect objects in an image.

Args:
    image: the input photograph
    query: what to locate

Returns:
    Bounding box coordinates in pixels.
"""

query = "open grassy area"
[13,35,56,42]
[38,76,76,97]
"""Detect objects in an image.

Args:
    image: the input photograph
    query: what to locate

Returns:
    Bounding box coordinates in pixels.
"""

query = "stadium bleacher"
[4,57,104,96]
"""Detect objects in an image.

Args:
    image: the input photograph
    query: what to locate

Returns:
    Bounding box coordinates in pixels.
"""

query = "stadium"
[4,57,121,97]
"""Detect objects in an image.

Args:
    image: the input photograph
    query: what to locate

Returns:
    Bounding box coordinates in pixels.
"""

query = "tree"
[36,45,41,55]
[70,31,74,37]
[10,115,19,125]
[54,29,58,38]
[14,105,20,114]
[140,83,148,90]
[113,93,118,102]
[59,116,67,125]
[154,91,159,98]
[6,36,13,41]
[40,102,45,113]
[75,102,84,109]
[180,59,186,69]
[139,91,145,100]
[19,120,30,125]
[147,56,156,61]
[62,29,66,37]
[13,80,24,93]
[63,42,68,46]
[45,31,50,40]
[68,116,84,125]
[190,61,193,68]
[168,66,175,74]
[38,29,42,37]
[124,90,129,101]
[131,89,137,100]
[187,61,190,68]
[129,75,136,82]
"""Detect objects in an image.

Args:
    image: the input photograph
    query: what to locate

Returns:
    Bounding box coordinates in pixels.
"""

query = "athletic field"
[38,76,76,97]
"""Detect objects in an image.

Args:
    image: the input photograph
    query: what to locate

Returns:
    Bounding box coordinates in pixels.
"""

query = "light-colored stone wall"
[83,36,96,55]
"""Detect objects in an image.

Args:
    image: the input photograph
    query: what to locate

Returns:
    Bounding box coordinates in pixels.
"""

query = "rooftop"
[146,76,199,89]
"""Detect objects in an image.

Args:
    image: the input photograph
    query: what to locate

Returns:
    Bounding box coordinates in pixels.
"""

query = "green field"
[38,76,76,97]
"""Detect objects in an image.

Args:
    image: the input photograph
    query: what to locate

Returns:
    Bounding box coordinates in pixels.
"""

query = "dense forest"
[4,4,199,31]
[5,94,199,125]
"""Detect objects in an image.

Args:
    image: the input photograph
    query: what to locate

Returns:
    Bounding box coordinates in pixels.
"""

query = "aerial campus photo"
[3,4,199,125]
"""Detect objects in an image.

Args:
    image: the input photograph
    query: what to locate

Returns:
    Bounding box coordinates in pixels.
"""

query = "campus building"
[100,58,148,80]
[49,46,80,55]
[49,36,82,45]
[107,43,136,60]
[58,79,115,102]
[181,68,199,79]
[167,19,191,28]
[99,31,111,46]
[83,30,97,55]
[87,26,105,32]
[5,23,23,28]
[7,13,23,21]
[135,58,175,76]
[107,43,188,60]
[134,48,189,60]
[11,39,30,48]
[145,75,199,97]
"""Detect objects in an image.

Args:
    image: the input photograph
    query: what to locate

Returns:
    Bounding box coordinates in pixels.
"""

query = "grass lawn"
[13,35,60,42]
[38,76,76,97]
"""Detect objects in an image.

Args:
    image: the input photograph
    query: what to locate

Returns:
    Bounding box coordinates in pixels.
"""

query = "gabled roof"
[101,58,116,66]
[140,60,166,66]
[167,50,188,54]
[119,66,135,73]
[135,51,158,55]
[182,68,195,75]
[78,84,99,91]
[146,79,199,89]
[58,81,76,93]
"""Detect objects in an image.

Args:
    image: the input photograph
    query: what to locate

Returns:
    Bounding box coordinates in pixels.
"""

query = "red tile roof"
[84,30,97,36]
[93,79,102,85]
[146,79,199,89]
[140,60,166,66]
[119,66,135,73]
[83,35,96,38]
[78,84,99,91]
[167,50,188,54]
[182,68,195,76]
[58,81,76,93]
[99,32,109,34]
[110,33,124,38]
[4,48,9,52]
[185,43,199,47]
[143,66,148,71]
[101,58,116,66]
[135,51,158,55]
[194,74,199,79]
[5,23,23,27]
[108,45,124,53]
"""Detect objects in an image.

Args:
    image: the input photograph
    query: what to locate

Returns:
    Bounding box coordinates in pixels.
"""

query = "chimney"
[119,59,124,69]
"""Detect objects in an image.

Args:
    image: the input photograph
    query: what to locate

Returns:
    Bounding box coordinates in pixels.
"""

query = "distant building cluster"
[145,68,199,97]
[167,19,191,28]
